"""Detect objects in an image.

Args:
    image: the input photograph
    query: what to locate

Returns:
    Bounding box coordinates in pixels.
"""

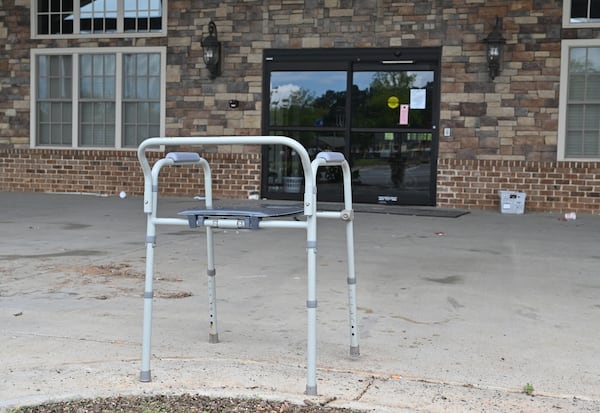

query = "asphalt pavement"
[1,191,600,412]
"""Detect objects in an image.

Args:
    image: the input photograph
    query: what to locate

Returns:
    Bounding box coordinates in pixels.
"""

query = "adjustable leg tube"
[206,225,219,343]
[346,218,360,357]
[305,214,318,396]
[140,215,156,382]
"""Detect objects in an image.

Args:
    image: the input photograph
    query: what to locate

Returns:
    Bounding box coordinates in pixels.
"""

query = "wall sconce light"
[201,20,221,78]
[484,16,506,80]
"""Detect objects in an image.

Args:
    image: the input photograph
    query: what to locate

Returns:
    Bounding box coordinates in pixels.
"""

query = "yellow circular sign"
[387,96,399,109]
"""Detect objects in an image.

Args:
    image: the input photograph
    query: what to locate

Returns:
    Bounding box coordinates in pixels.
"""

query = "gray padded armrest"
[166,152,201,163]
[316,151,345,163]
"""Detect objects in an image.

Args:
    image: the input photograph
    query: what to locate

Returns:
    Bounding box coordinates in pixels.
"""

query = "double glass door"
[262,49,440,206]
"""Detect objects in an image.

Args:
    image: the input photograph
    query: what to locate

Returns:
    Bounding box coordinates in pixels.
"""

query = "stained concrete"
[1,191,600,412]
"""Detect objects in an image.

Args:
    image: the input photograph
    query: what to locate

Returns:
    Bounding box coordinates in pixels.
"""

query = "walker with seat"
[137,136,359,395]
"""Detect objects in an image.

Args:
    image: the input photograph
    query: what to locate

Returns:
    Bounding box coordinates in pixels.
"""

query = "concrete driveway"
[1,191,599,412]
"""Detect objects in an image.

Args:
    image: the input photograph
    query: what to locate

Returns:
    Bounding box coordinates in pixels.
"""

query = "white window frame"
[31,0,168,39]
[558,39,600,161]
[563,0,600,28]
[30,46,167,150]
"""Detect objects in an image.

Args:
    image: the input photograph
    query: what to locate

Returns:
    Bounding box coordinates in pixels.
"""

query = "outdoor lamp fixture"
[201,20,221,78]
[484,16,506,80]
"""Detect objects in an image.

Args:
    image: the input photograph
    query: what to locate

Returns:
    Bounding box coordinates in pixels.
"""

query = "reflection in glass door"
[262,48,440,206]
[265,70,347,196]
[350,131,432,204]
[350,69,436,205]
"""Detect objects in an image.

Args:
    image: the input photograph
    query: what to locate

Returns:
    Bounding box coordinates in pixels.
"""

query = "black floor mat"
[319,202,470,218]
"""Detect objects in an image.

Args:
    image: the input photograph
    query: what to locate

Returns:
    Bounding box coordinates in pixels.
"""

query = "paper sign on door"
[399,104,409,125]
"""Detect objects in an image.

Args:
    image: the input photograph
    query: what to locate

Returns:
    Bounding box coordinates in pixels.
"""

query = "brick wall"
[438,159,600,213]
[0,149,261,198]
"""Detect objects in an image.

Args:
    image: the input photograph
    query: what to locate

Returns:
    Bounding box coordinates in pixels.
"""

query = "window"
[558,40,600,160]
[31,47,165,149]
[563,0,600,27]
[33,0,166,37]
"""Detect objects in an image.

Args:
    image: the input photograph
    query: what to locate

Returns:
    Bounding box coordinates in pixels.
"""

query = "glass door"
[262,48,440,206]
[350,68,437,205]
[264,69,348,198]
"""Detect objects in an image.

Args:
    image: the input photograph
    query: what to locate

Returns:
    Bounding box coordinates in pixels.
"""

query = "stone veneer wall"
[1,0,600,213]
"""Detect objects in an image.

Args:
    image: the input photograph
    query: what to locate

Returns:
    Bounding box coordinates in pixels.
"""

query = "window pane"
[584,104,600,128]
[124,53,160,99]
[136,54,148,75]
[137,78,148,99]
[80,78,92,98]
[38,102,50,122]
[38,15,50,34]
[122,101,160,147]
[567,104,584,129]
[137,102,149,122]
[124,102,136,122]
[92,78,105,98]
[92,55,104,75]
[569,75,586,100]
[124,56,136,76]
[566,130,583,156]
[63,115,73,142]
[37,0,162,35]
[80,54,115,99]
[148,123,160,138]
[38,0,49,13]
[352,71,434,129]
[124,79,135,99]
[80,54,92,76]
[137,125,149,140]
[269,71,347,127]
[94,101,105,122]
[587,48,600,72]
[124,125,137,144]
[105,54,116,76]
[37,0,73,34]
[124,0,162,32]
[583,130,600,155]
[587,74,600,99]
[571,0,588,19]
[105,76,115,98]
[50,0,60,12]
[80,15,91,32]
[79,102,115,147]
[149,102,160,120]
[51,102,62,122]
[592,0,600,18]
[148,53,160,75]
[570,48,586,73]
[80,0,117,33]
[51,124,62,142]
[148,77,160,99]
[62,102,71,121]
[37,102,72,146]
[122,53,161,147]
[37,54,72,146]
[38,124,51,145]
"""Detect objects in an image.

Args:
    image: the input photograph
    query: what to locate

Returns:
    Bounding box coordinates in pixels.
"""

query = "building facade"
[1,0,600,213]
